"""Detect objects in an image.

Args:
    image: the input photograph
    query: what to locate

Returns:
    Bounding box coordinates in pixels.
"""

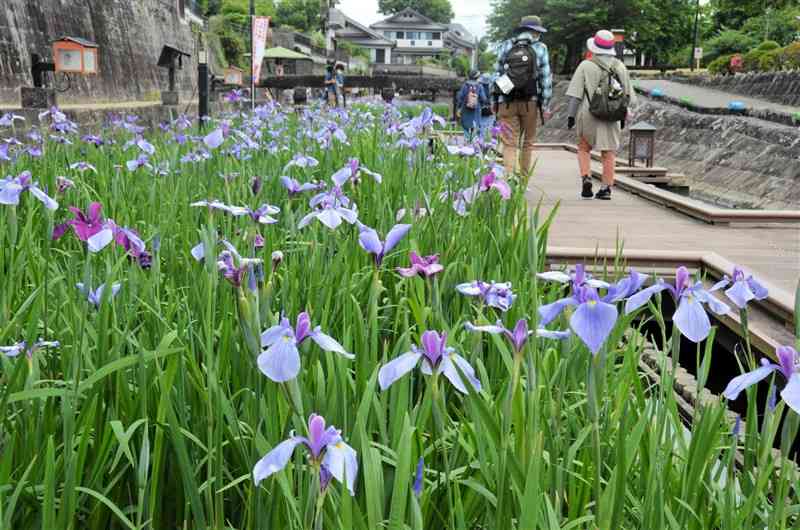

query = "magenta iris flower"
[253,413,358,495]
[378,331,481,394]
[723,345,800,414]
[258,312,353,382]
[478,167,511,200]
[0,171,58,210]
[724,267,768,309]
[456,281,516,312]
[465,319,570,353]
[358,223,411,266]
[625,266,730,343]
[396,252,443,278]
[77,282,121,308]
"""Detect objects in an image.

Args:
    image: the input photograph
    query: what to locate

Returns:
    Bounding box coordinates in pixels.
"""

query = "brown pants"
[498,100,539,175]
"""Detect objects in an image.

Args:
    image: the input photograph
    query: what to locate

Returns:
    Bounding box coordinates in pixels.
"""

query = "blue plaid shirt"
[493,37,553,110]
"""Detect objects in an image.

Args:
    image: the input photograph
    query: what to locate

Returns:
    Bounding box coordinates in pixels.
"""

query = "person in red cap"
[566,30,635,200]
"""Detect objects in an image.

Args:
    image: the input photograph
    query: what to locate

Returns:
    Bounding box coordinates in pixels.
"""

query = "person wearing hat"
[323,61,337,106]
[456,69,489,140]
[565,30,635,200]
[493,15,553,176]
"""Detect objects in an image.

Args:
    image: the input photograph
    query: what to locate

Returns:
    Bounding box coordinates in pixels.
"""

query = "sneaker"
[581,178,593,199]
[595,186,612,200]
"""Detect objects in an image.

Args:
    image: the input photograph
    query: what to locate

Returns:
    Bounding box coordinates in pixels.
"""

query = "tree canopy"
[377,0,455,24]
[273,0,323,33]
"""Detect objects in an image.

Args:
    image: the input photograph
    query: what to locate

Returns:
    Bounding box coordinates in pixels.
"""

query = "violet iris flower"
[396,252,443,278]
[280,176,322,196]
[297,190,358,230]
[203,128,225,149]
[69,161,96,174]
[625,266,730,343]
[413,457,424,498]
[56,176,75,193]
[445,144,478,157]
[0,113,24,127]
[378,331,481,394]
[126,154,151,172]
[216,242,262,287]
[723,345,800,414]
[284,154,319,172]
[257,312,353,382]
[191,200,280,225]
[253,413,358,495]
[77,282,121,308]
[332,159,383,186]
[724,267,768,309]
[358,223,411,266]
[0,171,58,210]
[0,340,60,359]
[456,281,516,312]
[465,319,570,353]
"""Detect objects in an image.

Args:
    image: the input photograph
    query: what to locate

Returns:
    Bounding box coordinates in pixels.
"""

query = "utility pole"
[250,0,256,111]
[689,0,701,71]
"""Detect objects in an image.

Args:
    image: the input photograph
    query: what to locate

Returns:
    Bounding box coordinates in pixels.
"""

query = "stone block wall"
[671,71,800,107]
[0,0,201,106]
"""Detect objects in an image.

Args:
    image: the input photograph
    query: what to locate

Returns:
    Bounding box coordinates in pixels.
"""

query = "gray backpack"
[585,59,629,122]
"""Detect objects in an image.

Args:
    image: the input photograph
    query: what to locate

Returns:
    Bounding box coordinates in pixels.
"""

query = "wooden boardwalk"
[527,148,800,296]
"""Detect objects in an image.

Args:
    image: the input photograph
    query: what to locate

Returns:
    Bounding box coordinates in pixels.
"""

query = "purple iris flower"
[297,190,358,230]
[136,138,155,155]
[465,319,570,354]
[253,413,358,495]
[445,144,477,157]
[456,281,516,312]
[216,242,262,287]
[332,159,383,186]
[250,176,263,196]
[0,113,24,127]
[0,340,59,360]
[224,89,245,104]
[396,252,443,278]
[126,154,151,172]
[724,267,768,309]
[69,161,96,173]
[0,171,58,210]
[203,128,225,149]
[378,330,481,394]
[723,345,800,415]
[56,176,75,193]
[538,267,622,354]
[413,457,424,498]
[76,282,121,308]
[358,223,411,266]
[0,142,11,162]
[280,176,322,196]
[82,134,105,147]
[115,227,152,268]
[283,154,319,172]
[625,266,730,343]
[257,312,353,382]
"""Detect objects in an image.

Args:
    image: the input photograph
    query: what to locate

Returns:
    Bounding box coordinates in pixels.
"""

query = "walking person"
[566,30,635,200]
[456,70,489,141]
[478,73,495,136]
[334,62,346,108]
[323,61,337,107]
[493,15,553,176]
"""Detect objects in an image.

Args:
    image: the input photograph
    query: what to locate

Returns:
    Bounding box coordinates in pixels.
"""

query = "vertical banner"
[252,16,270,103]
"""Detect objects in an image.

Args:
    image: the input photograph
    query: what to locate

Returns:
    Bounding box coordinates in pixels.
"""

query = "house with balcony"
[327,9,396,65]
[369,8,476,67]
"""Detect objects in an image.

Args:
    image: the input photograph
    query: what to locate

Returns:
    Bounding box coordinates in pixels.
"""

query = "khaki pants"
[498,100,539,175]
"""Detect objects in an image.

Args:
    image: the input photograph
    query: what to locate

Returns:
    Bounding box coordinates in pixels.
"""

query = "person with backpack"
[566,30,635,200]
[493,15,553,176]
[456,70,489,140]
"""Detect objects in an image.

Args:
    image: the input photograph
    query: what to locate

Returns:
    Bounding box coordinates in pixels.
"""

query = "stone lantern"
[628,122,657,168]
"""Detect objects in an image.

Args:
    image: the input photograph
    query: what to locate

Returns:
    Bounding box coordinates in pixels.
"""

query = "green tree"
[377,0,454,24]
[709,0,792,32]
[273,0,323,32]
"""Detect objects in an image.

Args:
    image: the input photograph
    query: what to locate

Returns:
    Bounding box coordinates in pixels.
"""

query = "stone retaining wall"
[0,0,200,106]
[670,71,800,107]
[541,82,800,209]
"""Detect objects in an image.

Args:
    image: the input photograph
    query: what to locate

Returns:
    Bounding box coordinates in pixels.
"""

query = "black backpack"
[502,40,538,100]
[585,59,629,122]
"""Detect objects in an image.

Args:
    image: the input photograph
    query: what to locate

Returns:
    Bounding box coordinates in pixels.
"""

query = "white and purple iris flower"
[76,282,121,308]
[724,266,768,309]
[279,176,322,196]
[0,340,60,360]
[0,171,58,210]
[538,266,646,354]
[478,167,511,200]
[358,222,411,266]
[283,154,319,172]
[253,413,358,495]
[298,188,358,230]
[625,266,730,343]
[331,159,383,186]
[191,200,280,225]
[257,312,353,383]
[723,345,800,414]
[69,161,96,174]
[378,330,481,394]
[456,281,516,312]
[465,319,570,354]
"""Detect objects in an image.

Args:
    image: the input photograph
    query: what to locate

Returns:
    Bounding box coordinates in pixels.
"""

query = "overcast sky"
[337,0,492,39]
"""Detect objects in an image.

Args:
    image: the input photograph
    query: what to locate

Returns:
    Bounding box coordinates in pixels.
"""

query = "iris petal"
[378,352,422,390]
[257,335,301,382]
[569,300,618,354]
[674,295,711,343]
[722,363,778,401]
[252,436,306,485]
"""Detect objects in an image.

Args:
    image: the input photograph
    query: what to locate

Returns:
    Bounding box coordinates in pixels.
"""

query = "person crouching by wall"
[565,30,635,201]
[456,70,489,141]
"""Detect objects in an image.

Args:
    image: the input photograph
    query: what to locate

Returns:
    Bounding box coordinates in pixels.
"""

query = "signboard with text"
[252,16,270,84]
